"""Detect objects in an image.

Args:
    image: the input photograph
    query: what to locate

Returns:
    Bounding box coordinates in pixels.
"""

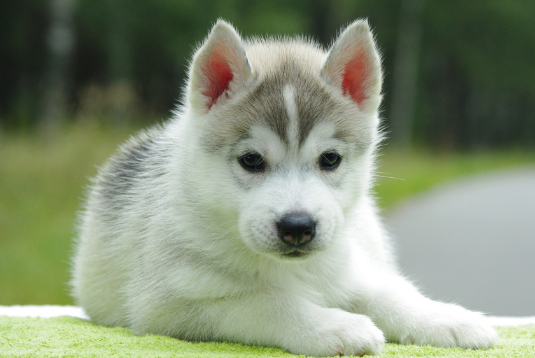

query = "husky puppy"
[71,20,497,356]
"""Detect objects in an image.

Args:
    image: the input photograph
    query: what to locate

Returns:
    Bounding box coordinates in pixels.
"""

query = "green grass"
[0,122,133,305]
[1,316,534,357]
[1,122,534,305]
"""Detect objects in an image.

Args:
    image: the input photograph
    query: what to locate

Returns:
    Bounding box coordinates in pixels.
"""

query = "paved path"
[385,167,535,316]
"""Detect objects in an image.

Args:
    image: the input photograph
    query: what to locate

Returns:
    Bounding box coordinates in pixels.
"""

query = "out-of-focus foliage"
[0,0,534,149]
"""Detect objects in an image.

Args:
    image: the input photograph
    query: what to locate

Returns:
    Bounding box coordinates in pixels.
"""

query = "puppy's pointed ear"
[187,20,252,114]
[321,20,382,114]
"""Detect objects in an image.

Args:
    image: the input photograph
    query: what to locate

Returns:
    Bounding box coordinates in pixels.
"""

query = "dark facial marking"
[202,56,375,154]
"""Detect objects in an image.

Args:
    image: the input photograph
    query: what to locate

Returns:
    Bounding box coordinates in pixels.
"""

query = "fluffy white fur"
[71,20,497,356]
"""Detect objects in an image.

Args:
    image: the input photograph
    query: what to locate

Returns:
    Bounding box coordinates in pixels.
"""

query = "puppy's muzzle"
[277,213,316,247]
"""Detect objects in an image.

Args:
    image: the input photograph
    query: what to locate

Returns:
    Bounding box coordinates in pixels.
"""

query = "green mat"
[1,316,534,357]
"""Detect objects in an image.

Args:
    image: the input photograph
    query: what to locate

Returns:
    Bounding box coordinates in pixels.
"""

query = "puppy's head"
[183,20,382,260]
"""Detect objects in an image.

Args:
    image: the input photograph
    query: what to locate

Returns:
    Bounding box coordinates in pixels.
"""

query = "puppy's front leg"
[176,290,384,357]
[352,272,497,349]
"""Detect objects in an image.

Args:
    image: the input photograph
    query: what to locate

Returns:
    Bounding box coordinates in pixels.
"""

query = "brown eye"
[319,152,342,170]
[239,153,265,172]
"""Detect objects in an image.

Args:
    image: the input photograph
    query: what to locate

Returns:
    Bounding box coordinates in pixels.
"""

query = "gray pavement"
[385,167,535,316]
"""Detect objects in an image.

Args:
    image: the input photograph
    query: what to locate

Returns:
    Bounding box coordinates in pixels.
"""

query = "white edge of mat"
[0,305,89,319]
[1,305,534,326]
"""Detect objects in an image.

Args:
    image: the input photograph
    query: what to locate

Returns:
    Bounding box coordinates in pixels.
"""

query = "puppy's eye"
[319,152,342,170]
[239,153,265,172]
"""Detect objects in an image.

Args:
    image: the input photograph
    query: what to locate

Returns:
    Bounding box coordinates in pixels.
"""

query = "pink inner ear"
[203,51,234,109]
[341,52,368,105]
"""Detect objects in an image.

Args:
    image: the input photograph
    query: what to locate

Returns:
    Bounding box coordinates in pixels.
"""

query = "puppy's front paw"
[293,310,384,357]
[399,303,497,349]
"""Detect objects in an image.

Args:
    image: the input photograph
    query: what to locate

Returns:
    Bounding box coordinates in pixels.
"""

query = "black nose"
[277,213,316,247]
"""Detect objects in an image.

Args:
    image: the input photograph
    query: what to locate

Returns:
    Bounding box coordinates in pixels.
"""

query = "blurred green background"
[1,0,534,305]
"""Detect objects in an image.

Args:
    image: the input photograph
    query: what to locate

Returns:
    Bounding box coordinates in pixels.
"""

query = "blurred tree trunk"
[389,0,425,148]
[41,0,74,135]
[107,0,133,125]
[308,0,333,46]
[430,55,469,151]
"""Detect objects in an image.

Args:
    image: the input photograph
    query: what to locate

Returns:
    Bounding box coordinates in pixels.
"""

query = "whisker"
[376,175,405,181]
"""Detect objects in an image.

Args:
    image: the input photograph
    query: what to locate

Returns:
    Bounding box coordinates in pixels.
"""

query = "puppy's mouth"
[281,250,309,258]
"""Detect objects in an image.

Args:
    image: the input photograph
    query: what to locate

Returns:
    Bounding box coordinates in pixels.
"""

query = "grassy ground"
[0,122,133,305]
[1,121,534,305]
[1,316,534,357]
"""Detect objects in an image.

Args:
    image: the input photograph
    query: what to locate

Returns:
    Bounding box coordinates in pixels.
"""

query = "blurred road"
[385,167,535,316]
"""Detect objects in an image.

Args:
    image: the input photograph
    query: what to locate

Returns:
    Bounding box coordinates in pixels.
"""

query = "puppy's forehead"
[203,61,367,153]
